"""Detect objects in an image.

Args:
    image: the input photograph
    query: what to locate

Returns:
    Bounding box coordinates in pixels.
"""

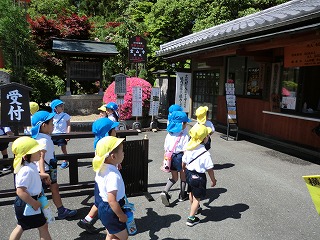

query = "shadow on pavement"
[200,203,249,222]
[214,163,235,170]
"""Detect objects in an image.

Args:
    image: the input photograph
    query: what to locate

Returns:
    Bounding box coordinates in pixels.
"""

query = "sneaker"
[160,191,171,206]
[178,191,188,202]
[186,216,200,227]
[77,219,99,234]
[2,165,11,171]
[60,161,69,169]
[58,208,77,219]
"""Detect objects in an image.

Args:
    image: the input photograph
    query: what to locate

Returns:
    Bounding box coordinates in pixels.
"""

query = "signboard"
[129,36,147,63]
[0,82,32,127]
[225,83,237,124]
[303,175,320,215]
[284,40,320,67]
[69,61,101,81]
[246,67,260,96]
[114,73,127,96]
[149,87,160,116]
[132,86,142,117]
[175,72,191,112]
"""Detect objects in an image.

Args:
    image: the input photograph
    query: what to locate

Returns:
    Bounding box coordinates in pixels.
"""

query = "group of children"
[161,104,216,226]
[9,101,216,239]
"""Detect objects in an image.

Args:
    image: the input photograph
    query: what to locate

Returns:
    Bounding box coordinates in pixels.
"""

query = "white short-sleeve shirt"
[164,128,189,153]
[182,144,214,173]
[0,126,12,136]
[195,120,215,133]
[35,133,55,172]
[53,112,71,134]
[95,164,125,202]
[15,162,42,196]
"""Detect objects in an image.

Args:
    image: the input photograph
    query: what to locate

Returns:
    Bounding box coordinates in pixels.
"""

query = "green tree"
[0,0,39,83]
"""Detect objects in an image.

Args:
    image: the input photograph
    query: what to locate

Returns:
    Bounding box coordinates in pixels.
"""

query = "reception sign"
[284,40,320,67]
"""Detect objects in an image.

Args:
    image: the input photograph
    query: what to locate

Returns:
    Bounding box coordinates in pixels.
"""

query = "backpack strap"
[187,150,207,166]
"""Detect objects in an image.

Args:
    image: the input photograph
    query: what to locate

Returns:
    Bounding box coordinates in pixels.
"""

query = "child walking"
[92,136,128,240]
[77,119,119,233]
[10,136,52,240]
[50,99,71,169]
[195,106,215,150]
[161,111,190,206]
[31,110,77,220]
[106,102,120,124]
[182,124,217,227]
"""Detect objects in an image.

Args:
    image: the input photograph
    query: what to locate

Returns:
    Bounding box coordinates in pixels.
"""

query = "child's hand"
[117,163,122,170]
[211,179,217,187]
[118,212,128,223]
[33,200,42,210]
[40,173,51,185]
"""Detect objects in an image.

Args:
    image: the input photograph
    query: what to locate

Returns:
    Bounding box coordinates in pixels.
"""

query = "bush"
[103,77,152,120]
[26,68,64,104]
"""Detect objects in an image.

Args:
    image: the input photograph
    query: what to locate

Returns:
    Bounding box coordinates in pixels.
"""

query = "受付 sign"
[0,82,32,126]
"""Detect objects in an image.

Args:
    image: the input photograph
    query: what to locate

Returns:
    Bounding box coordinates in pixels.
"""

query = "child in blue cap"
[31,110,77,220]
[50,99,71,169]
[161,111,190,206]
[106,102,120,125]
[167,104,183,125]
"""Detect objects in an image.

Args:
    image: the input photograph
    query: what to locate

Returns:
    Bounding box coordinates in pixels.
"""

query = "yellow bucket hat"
[186,124,212,150]
[12,136,44,174]
[98,105,107,112]
[195,106,208,124]
[92,136,125,172]
[29,102,39,115]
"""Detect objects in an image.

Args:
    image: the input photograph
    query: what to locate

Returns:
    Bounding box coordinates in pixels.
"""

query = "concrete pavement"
[1,126,320,239]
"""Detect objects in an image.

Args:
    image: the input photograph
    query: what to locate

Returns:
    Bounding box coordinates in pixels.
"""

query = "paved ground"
[1,126,320,240]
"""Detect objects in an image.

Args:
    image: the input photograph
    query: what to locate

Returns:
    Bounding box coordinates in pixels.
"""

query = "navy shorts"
[13,195,46,230]
[98,198,126,234]
[52,138,67,146]
[94,182,102,207]
[170,152,183,172]
[186,169,207,199]
[0,142,9,152]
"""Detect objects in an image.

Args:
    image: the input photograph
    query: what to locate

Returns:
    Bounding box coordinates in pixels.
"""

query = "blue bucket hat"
[106,102,118,111]
[166,111,190,133]
[92,117,119,149]
[50,99,64,112]
[168,104,183,122]
[31,110,56,139]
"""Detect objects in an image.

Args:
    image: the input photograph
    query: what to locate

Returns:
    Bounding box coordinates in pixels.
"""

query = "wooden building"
[156,0,320,153]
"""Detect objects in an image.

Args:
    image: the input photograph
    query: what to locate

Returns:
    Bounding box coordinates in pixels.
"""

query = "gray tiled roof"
[52,38,118,56]
[156,0,320,57]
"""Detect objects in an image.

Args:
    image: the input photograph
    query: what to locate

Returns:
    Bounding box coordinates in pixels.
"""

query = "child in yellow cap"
[195,106,215,150]
[92,136,128,240]
[24,102,39,135]
[10,136,52,240]
[182,124,217,227]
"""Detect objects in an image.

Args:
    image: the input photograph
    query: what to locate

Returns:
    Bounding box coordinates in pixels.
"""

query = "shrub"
[103,77,152,120]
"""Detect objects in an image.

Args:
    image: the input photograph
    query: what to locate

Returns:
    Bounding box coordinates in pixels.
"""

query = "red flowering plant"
[103,77,152,120]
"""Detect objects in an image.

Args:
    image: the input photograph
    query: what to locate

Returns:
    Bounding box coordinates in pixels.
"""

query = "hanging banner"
[175,72,191,112]
[302,175,320,215]
[132,86,142,117]
[149,87,160,116]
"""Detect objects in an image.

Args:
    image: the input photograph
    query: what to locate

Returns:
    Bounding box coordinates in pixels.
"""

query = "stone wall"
[61,94,104,115]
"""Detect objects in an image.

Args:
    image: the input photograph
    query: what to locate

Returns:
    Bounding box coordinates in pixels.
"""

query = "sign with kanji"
[114,73,127,96]
[175,72,191,112]
[149,87,160,116]
[0,82,32,126]
[129,36,147,63]
[132,86,142,117]
[303,175,320,215]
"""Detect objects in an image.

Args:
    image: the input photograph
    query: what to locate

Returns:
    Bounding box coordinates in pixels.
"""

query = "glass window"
[280,67,299,110]
[227,56,245,95]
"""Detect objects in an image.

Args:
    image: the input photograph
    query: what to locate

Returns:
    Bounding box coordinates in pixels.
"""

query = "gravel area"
[70,114,99,122]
